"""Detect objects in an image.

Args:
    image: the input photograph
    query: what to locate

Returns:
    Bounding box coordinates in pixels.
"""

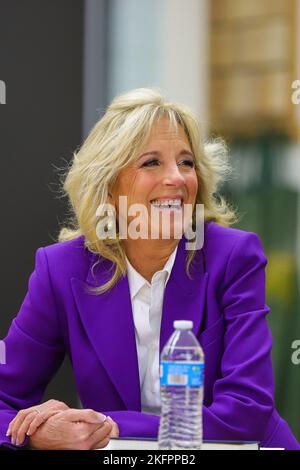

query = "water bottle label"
[160,361,204,387]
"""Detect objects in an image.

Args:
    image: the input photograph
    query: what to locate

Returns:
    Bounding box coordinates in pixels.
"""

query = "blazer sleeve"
[202,232,275,441]
[0,248,65,447]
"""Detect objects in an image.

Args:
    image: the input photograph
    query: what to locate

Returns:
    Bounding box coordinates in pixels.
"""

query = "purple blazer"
[0,221,299,449]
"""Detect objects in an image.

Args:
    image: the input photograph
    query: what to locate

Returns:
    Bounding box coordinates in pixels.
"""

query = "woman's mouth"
[150,198,183,210]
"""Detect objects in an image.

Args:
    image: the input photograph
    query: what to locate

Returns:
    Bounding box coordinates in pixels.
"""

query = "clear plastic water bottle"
[158,320,204,450]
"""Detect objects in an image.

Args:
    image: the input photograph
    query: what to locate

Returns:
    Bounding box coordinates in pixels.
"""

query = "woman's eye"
[180,159,195,168]
[141,158,195,168]
[141,159,159,167]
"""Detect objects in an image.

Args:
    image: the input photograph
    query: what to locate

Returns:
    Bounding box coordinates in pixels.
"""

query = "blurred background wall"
[0,0,86,407]
[1,0,299,440]
[208,0,300,441]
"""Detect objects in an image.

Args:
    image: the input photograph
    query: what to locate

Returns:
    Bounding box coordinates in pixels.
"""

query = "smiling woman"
[0,88,299,450]
[107,116,199,282]
[59,88,235,293]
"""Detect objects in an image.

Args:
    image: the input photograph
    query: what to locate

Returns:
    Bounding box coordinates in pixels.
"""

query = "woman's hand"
[27,408,116,450]
[6,399,69,446]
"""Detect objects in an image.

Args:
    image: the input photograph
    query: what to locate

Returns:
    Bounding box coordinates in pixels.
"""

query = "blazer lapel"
[160,236,208,354]
[71,256,141,411]
[71,236,208,411]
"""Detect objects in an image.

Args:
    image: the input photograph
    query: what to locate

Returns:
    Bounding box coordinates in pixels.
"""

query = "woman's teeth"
[150,199,182,209]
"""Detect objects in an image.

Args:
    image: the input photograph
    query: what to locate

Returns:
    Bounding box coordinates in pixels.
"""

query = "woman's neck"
[122,239,179,283]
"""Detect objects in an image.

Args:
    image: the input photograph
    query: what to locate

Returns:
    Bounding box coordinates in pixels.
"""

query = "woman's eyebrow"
[138,149,194,159]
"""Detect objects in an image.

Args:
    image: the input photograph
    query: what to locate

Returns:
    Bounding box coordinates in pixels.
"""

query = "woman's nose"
[161,164,185,186]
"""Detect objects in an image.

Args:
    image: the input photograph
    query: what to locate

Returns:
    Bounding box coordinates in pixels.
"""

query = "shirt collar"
[125,245,178,300]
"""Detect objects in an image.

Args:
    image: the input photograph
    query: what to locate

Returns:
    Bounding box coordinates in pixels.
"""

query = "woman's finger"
[11,412,38,446]
[63,408,107,425]
[7,411,25,435]
[88,421,113,449]
[26,409,63,437]
[7,409,37,440]
[7,400,69,440]
[107,416,119,438]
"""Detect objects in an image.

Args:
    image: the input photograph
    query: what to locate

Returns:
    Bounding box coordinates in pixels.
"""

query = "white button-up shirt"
[125,246,178,415]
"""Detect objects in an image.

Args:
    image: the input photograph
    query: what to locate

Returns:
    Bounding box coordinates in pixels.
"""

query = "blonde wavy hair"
[58,87,237,294]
